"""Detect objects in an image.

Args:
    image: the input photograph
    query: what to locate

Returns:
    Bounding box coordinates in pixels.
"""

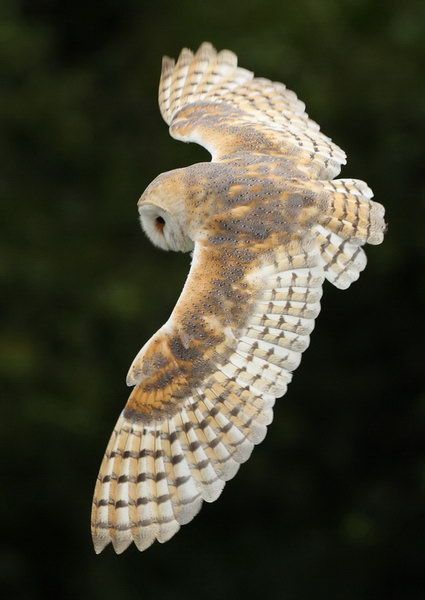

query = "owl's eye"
[155,216,165,233]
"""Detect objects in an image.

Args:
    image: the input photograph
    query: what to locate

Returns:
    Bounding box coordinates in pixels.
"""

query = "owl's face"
[138,170,195,252]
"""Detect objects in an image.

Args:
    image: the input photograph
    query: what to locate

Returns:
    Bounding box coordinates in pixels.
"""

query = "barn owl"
[91,42,386,554]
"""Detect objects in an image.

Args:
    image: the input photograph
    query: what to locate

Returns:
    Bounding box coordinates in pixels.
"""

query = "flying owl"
[91,42,386,554]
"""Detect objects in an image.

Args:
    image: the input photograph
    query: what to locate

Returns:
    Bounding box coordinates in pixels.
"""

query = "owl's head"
[138,169,196,252]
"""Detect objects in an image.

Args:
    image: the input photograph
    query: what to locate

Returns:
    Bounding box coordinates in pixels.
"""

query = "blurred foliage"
[1,0,424,598]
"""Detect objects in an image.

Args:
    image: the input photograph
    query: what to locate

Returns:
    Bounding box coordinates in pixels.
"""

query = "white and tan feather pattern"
[160,42,346,177]
[91,43,386,553]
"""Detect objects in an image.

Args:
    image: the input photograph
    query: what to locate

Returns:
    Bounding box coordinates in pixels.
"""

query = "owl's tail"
[312,178,386,289]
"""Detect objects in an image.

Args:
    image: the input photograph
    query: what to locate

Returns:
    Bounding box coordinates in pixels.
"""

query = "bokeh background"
[2,1,424,598]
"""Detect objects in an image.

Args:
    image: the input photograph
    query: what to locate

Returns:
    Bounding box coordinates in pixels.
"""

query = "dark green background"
[1,1,424,598]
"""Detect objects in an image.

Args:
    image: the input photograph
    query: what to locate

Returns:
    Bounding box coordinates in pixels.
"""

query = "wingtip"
[133,531,157,552]
[195,41,216,57]
[161,55,175,74]
[177,47,194,65]
[92,534,110,555]
[112,535,133,555]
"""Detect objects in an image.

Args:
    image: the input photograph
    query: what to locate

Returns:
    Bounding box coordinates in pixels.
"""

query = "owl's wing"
[159,42,346,179]
[91,224,326,554]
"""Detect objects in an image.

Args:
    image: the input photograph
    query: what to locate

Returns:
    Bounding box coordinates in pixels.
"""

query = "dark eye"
[155,216,165,233]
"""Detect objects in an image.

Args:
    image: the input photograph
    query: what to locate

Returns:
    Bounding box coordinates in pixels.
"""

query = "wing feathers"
[91,237,326,553]
[180,406,225,502]
[159,42,346,177]
[159,42,253,124]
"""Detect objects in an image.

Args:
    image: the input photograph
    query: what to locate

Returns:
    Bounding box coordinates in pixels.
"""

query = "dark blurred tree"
[1,1,424,599]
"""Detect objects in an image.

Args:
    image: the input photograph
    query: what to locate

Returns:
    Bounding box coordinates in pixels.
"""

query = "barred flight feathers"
[92,235,325,553]
[159,42,346,178]
[91,42,386,554]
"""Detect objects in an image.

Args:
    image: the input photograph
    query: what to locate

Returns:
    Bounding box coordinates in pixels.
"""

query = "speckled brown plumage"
[91,42,386,554]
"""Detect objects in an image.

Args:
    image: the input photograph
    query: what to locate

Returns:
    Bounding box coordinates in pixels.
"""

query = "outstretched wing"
[159,42,346,179]
[91,217,325,554]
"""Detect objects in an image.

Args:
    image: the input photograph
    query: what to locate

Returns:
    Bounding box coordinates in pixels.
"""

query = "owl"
[91,42,386,554]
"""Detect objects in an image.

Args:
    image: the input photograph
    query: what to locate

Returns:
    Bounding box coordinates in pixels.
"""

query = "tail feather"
[314,178,386,289]
[314,225,367,289]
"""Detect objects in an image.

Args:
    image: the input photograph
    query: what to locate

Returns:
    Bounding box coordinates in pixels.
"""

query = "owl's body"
[91,43,386,554]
